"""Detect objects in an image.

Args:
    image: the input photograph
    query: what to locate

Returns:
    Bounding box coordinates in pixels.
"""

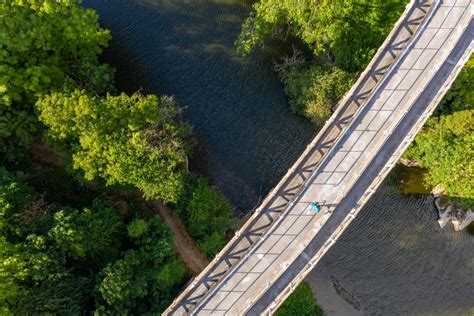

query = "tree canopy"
[236,0,406,71]
[404,57,473,207]
[405,109,473,207]
[0,0,113,161]
[37,90,191,203]
[0,168,186,314]
[97,217,186,314]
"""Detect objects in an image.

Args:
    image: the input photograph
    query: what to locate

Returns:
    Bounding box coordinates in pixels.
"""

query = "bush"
[285,64,355,126]
[404,110,473,207]
[175,176,233,258]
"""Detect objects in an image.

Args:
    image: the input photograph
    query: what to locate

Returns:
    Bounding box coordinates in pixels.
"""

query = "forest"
[0,1,233,313]
[1,0,471,315]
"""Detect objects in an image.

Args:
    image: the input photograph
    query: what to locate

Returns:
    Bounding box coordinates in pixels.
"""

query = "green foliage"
[176,177,233,258]
[37,90,191,203]
[0,168,187,314]
[14,273,90,316]
[0,168,35,233]
[276,282,324,316]
[2,1,193,314]
[97,216,186,314]
[0,235,62,312]
[404,110,473,207]
[237,0,406,126]
[438,57,473,113]
[236,0,406,71]
[48,200,123,263]
[127,218,149,238]
[404,56,473,207]
[0,0,113,160]
[285,64,355,125]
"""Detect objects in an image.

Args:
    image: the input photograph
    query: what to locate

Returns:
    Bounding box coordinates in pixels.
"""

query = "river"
[83,1,473,314]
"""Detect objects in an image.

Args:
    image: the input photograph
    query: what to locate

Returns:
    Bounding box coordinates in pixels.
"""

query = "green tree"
[14,273,90,316]
[0,235,63,313]
[37,90,191,203]
[236,0,405,126]
[176,177,233,258]
[0,168,188,314]
[276,282,324,316]
[404,110,473,207]
[48,199,123,264]
[285,64,355,125]
[236,0,406,71]
[404,56,473,207]
[0,168,35,234]
[97,216,186,314]
[0,0,113,160]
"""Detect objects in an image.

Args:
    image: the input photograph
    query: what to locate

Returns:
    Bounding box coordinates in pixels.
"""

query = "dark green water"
[83,1,473,314]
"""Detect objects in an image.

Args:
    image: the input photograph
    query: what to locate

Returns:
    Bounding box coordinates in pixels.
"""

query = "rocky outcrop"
[398,157,420,167]
[435,196,473,231]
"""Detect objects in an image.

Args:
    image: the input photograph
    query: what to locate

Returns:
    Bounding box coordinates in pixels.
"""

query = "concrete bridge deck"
[165,0,473,314]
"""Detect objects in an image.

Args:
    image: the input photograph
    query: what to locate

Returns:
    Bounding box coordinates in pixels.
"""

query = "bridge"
[165,0,473,314]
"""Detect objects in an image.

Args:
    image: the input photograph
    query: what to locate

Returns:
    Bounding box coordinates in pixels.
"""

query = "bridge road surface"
[166,0,473,315]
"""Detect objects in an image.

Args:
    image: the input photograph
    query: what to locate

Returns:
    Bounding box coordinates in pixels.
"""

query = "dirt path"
[29,140,209,274]
[146,200,209,273]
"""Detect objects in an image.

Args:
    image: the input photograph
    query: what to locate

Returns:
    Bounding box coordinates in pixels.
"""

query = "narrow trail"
[29,140,209,274]
[147,200,209,273]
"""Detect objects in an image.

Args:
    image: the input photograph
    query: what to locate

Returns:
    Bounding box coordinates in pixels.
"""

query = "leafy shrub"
[175,176,233,258]
[285,64,355,126]
[404,110,473,207]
